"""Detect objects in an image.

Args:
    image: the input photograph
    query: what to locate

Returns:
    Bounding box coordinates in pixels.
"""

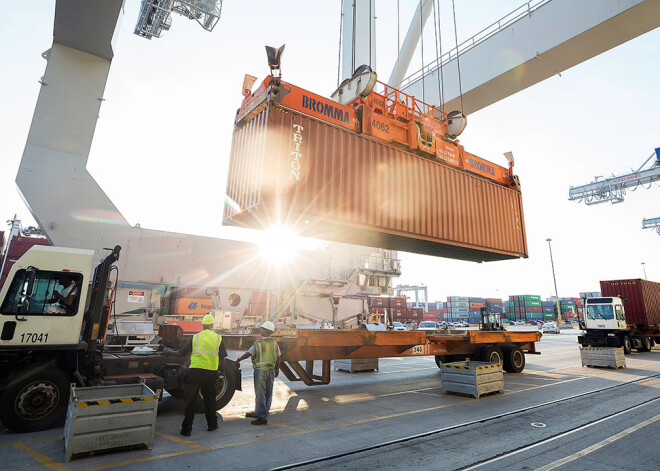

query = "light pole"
[546,238,560,322]
[641,262,647,280]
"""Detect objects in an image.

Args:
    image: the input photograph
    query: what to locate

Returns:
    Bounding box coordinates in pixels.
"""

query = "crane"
[568,148,660,205]
[642,217,660,235]
[134,0,223,39]
[568,148,660,234]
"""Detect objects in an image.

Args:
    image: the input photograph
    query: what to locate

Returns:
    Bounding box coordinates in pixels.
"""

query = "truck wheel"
[622,335,632,355]
[480,345,503,364]
[639,336,652,352]
[0,368,70,433]
[502,345,525,373]
[195,365,238,412]
[434,355,452,368]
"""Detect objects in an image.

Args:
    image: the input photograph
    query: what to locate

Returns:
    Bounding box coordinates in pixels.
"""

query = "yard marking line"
[12,442,69,471]
[84,432,299,471]
[154,430,200,448]
[0,435,61,448]
[81,376,603,470]
[268,421,307,432]
[534,412,660,471]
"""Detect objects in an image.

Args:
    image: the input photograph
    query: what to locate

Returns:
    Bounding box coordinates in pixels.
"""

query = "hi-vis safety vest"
[190,330,222,371]
[252,337,279,370]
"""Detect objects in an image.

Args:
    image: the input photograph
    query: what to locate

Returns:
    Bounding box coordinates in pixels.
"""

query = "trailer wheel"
[434,355,452,368]
[195,364,238,412]
[479,345,503,365]
[0,368,70,433]
[638,336,652,353]
[622,335,632,355]
[502,345,525,373]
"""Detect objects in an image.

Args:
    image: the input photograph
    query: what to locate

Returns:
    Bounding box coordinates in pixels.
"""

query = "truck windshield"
[587,305,614,320]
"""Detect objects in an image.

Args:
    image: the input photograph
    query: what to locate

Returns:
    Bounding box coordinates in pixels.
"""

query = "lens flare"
[259,226,299,264]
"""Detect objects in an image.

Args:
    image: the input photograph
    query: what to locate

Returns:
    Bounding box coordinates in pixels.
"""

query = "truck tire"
[638,336,652,353]
[0,368,70,433]
[479,345,503,365]
[622,335,632,355]
[502,345,525,373]
[434,355,452,368]
[195,365,238,412]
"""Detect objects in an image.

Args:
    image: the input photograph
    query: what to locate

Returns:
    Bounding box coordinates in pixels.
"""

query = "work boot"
[245,411,258,418]
[251,418,267,425]
[180,428,192,437]
[208,424,218,432]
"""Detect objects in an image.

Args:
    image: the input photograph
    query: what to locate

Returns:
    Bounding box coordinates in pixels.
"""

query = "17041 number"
[20,332,49,343]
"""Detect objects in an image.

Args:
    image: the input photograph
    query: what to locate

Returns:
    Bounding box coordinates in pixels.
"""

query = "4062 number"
[371,120,390,133]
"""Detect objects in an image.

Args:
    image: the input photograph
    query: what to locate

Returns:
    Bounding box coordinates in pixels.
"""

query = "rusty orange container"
[224,104,527,262]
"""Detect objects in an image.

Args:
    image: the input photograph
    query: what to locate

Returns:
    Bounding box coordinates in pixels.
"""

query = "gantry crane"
[642,217,660,235]
[568,148,660,234]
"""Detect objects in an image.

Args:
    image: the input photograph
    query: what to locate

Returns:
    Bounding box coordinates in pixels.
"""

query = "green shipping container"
[520,295,542,301]
[524,300,542,307]
[543,312,555,319]
[526,312,543,319]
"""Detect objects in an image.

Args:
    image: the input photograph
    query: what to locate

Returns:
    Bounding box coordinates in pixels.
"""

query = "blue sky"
[1,0,658,301]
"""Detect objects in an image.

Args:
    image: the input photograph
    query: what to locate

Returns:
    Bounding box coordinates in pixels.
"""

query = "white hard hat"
[261,321,275,332]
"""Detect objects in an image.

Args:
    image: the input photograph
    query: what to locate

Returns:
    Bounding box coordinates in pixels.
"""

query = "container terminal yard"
[1,0,659,469]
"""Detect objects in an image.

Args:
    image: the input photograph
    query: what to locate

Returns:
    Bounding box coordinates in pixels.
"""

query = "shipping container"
[389,297,407,308]
[447,301,469,308]
[526,306,542,313]
[0,235,51,287]
[599,279,660,326]
[518,295,541,301]
[224,93,527,262]
[448,296,469,302]
[170,297,215,316]
[486,298,503,304]
[451,307,469,313]
[369,297,388,308]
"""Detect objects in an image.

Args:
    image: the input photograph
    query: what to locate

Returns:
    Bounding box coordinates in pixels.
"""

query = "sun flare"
[258,226,300,264]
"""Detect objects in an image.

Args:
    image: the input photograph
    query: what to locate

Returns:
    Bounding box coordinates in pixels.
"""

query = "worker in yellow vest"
[236,320,280,425]
[166,313,227,436]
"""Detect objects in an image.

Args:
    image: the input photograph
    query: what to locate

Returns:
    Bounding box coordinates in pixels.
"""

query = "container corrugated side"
[600,279,660,326]
[224,105,527,263]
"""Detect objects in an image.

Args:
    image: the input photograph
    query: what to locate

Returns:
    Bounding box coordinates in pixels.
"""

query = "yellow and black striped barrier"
[79,395,155,407]
[443,363,500,371]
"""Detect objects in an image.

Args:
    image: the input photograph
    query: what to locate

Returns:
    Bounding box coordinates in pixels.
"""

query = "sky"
[0,0,658,302]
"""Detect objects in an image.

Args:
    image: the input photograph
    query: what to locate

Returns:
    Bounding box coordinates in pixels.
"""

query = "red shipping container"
[369,297,389,308]
[600,279,660,326]
[486,298,503,304]
[224,97,528,263]
[389,297,407,308]
[422,312,439,321]
[526,306,542,313]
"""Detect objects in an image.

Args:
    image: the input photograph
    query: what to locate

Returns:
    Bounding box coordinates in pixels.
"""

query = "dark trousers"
[182,368,218,431]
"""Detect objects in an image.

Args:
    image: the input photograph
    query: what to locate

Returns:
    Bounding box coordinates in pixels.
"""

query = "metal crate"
[440,361,503,399]
[334,358,379,373]
[580,347,626,369]
[64,383,159,462]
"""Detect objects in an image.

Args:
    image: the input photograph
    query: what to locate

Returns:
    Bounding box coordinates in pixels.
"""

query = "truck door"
[0,269,86,347]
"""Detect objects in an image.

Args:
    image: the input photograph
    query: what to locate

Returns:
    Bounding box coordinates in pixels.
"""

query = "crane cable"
[397,0,400,88]
[337,0,344,87]
[451,0,464,115]
[352,0,356,75]
[419,0,426,102]
[432,0,445,114]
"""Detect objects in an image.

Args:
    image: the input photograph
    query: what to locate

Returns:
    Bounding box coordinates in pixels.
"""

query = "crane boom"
[642,217,660,235]
[568,149,660,205]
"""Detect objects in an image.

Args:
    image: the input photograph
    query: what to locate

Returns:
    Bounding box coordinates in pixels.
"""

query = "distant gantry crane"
[134,0,223,39]
[569,148,660,235]
[642,217,660,235]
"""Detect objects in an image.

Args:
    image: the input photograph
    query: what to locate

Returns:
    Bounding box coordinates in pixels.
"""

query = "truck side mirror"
[24,267,37,297]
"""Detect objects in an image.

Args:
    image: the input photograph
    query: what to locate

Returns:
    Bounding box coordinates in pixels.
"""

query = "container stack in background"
[370,296,410,324]
[424,302,440,321]
[507,295,543,321]
[446,296,469,323]
[558,297,582,321]
[542,301,556,320]
[468,298,485,324]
